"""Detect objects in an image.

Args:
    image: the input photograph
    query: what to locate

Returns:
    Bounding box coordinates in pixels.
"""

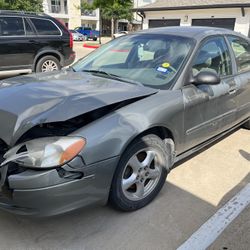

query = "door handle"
[228,88,237,95]
[29,40,40,44]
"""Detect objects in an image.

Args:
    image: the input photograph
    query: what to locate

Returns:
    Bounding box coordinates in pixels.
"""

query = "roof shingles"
[136,0,250,10]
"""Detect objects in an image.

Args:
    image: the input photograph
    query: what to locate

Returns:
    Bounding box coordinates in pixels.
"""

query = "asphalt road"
[0,41,249,250]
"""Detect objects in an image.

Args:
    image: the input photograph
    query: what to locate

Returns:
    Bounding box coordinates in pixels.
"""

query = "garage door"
[192,18,235,30]
[149,19,180,28]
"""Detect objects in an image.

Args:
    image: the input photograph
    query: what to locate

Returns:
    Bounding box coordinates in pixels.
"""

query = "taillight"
[70,32,73,49]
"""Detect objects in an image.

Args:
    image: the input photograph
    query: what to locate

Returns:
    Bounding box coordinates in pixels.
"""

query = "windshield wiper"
[82,69,143,86]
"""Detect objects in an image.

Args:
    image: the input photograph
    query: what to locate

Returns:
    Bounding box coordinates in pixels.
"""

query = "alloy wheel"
[41,60,59,72]
[121,149,162,201]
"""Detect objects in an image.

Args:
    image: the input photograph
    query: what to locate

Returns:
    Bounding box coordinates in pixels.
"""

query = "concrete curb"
[83,43,100,49]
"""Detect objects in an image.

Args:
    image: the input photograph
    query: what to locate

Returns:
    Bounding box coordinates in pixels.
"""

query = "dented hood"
[0,70,157,146]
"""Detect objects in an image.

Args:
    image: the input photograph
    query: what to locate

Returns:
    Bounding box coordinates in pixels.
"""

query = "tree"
[0,0,43,12]
[81,0,133,37]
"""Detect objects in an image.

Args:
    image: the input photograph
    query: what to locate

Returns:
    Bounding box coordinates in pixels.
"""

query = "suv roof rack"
[0,10,48,16]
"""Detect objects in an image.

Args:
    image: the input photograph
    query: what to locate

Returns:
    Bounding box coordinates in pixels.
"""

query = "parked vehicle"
[113,31,128,39]
[0,10,75,73]
[0,27,249,216]
[74,26,99,41]
[70,30,85,41]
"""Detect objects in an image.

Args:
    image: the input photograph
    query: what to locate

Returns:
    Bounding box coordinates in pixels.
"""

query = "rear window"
[30,18,61,35]
[0,17,25,36]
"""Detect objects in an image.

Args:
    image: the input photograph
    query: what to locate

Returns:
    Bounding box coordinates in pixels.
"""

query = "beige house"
[134,0,250,37]
[42,0,100,30]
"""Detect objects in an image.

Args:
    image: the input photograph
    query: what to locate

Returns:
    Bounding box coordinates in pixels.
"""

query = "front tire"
[109,134,169,211]
[36,55,61,73]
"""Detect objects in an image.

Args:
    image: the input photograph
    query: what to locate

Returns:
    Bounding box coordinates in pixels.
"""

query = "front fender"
[72,90,184,165]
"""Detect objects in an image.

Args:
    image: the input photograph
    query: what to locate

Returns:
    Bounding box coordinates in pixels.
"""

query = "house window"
[51,0,61,13]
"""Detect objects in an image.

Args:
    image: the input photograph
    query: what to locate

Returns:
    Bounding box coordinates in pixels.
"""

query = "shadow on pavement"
[0,173,249,250]
[0,182,214,250]
[239,149,250,161]
[209,173,250,250]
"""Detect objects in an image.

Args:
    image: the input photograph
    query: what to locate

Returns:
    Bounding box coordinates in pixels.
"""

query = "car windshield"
[72,34,195,89]
[70,30,77,33]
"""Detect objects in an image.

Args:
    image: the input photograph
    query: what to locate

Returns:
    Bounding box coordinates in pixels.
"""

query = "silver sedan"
[70,30,85,41]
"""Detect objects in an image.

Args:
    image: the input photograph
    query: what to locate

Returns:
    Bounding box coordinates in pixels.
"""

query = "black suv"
[0,10,75,73]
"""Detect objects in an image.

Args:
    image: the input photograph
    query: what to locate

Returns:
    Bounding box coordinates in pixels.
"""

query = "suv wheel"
[109,134,169,211]
[36,56,61,73]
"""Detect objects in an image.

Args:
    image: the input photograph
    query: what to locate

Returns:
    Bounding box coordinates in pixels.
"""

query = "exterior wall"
[43,0,100,30]
[68,0,81,28]
[143,8,250,37]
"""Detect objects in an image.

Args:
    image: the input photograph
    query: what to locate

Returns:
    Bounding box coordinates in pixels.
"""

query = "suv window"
[0,17,25,36]
[192,37,232,77]
[228,36,250,73]
[30,18,61,35]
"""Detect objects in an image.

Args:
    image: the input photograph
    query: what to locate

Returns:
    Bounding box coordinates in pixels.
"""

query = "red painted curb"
[83,43,100,49]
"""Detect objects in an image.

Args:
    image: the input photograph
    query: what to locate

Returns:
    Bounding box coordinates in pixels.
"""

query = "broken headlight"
[1,137,86,169]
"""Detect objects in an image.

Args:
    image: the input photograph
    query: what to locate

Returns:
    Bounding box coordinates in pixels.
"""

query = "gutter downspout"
[137,11,145,30]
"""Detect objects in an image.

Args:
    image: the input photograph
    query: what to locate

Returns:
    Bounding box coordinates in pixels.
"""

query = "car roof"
[136,26,246,41]
[0,10,52,19]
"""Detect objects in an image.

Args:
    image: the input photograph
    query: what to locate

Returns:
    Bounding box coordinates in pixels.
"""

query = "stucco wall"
[68,0,81,29]
[143,8,250,37]
[43,0,100,30]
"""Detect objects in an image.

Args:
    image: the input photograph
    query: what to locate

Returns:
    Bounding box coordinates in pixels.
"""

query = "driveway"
[0,128,249,250]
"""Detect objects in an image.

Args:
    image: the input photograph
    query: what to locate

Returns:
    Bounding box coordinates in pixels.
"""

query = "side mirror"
[191,71,221,85]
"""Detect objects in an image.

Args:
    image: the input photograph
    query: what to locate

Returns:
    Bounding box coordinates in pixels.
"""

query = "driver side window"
[227,36,250,73]
[192,37,232,77]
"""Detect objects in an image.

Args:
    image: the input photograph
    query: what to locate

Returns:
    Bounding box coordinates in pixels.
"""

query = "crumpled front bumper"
[0,156,119,217]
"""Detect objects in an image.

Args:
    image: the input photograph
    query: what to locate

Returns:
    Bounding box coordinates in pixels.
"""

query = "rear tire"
[109,134,169,212]
[36,55,61,73]
[243,119,250,129]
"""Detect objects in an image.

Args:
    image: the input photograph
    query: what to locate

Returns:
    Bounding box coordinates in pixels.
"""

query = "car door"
[182,36,237,149]
[0,16,33,70]
[227,35,250,122]
[21,18,39,66]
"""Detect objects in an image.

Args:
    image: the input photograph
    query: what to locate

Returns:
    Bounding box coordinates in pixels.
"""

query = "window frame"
[190,35,234,80]
[226,35,250,75]
[29,17,62,37]
[23,17,36,36]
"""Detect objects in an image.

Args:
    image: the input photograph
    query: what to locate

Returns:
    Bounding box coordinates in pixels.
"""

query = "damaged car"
[0,26,249,216]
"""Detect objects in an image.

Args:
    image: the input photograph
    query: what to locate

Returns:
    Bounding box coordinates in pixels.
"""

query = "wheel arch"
[119,125,176,171]
[33,50,63,72]
[135,126,174,142]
